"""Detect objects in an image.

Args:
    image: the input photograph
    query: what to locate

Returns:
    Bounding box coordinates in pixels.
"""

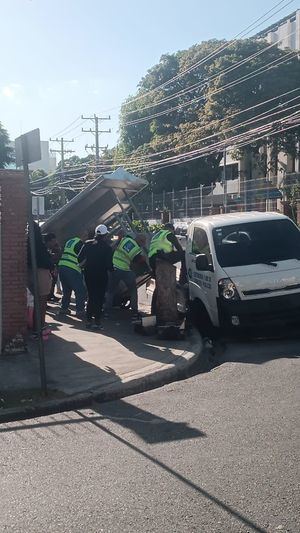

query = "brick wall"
[0,170,27,347]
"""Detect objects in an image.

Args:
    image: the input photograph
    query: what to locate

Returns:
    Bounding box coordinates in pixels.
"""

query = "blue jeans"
[59,266,86,314]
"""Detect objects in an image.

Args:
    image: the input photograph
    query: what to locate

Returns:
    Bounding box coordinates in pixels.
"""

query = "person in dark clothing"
[44,232,62,302]
[78,224,113,330]
[27,222,53,331]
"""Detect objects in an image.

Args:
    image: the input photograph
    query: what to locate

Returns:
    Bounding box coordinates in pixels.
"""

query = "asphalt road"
[0,337,299,533]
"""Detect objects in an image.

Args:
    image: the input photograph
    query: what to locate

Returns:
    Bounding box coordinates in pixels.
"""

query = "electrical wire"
[122,29,297,118]
[39,87,300,179]
[34,109,300,194]
[50,0,295,138]
[123,50,297,126]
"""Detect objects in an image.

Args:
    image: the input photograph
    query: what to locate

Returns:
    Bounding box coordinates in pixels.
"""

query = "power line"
[45,87,300,171]
[49,0,294,138]
[38,109,300,194]
[123,50,297,126]
[122,29,297,118]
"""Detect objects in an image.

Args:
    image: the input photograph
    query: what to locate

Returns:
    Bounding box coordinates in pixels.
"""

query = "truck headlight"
[218,278,240,301]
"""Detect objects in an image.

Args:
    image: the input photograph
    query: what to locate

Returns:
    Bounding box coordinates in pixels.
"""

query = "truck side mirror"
[196,254,210,271]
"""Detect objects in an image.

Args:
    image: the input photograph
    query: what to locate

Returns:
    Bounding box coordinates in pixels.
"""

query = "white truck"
[185,212,300,330]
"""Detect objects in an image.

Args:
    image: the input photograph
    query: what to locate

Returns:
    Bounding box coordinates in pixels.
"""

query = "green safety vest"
[58,237,82,273]
[148,230,173,259]
[113,236,142,271]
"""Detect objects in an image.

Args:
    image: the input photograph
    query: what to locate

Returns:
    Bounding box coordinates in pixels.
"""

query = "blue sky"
[0,0,297,159]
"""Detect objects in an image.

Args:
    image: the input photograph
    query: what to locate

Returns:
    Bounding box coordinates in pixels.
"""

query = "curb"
[0,329,203,424]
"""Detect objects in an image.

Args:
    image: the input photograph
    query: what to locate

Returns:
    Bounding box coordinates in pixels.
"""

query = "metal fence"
[134,174,300,223]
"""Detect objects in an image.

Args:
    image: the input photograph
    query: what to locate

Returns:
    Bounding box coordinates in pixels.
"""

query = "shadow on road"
[0,401,267,532]
[91,399,205,444]
[212,334,300,366]
[77,408,267,533]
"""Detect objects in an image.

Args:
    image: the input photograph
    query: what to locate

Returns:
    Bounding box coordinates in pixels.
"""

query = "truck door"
[188,226,216,322]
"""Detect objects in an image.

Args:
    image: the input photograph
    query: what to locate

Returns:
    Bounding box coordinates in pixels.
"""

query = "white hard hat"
[95,224,109,236]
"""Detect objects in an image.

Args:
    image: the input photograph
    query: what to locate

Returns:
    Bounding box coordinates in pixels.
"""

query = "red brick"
[0,170,27,346]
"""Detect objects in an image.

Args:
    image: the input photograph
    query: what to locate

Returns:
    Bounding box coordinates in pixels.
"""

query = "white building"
[28,140,57,173]
[218,10,300,213]
[256,9,300,51]
[10,140,56,173]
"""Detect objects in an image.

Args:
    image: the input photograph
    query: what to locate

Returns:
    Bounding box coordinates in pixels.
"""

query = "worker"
[104,233,148,321]
[78,224,113,330]
[148,223,187,313]
[58,235,86,319]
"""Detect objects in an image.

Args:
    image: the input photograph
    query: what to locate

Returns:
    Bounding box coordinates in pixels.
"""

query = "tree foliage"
[0,121,14,169]
[118,39,300,192]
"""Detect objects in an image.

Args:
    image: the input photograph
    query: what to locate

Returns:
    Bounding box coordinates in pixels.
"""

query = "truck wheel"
[189,300,218,339]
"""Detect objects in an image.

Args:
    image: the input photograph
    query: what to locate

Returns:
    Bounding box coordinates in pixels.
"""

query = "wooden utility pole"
[81,114,111,167]
[49,137,75,205]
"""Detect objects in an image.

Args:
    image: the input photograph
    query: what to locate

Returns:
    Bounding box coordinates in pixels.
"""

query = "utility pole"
[81,114,111,167]
[50,137,75,205]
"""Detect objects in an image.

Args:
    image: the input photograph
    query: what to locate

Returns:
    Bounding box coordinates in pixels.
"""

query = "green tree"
[118,39,300,192]
[31,168,47,181]
[0,121,14,168]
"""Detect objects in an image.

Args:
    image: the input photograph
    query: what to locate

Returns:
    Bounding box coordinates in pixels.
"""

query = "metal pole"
[151,191,154,220]
[185,186,188,219]
[22,136,47,395]
[94,114,99,167]
[0,190,2,353]
[172,189,175,220]
[60,137,66,206]
[200,184,203,217]
[223,148,227,214]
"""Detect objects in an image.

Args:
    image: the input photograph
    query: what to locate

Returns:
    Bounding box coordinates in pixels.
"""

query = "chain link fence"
[135,173,300,224]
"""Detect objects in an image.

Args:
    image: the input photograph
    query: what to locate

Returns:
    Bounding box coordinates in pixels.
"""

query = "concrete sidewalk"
[0,303,202,419]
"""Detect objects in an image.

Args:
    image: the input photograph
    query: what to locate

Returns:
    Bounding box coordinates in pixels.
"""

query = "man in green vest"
[148,223,186,314]
[104,233,148,320]
[58,236,86,318]
[149,223,185,272]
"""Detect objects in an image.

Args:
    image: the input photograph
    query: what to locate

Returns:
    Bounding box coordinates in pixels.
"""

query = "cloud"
[69,79,79,86]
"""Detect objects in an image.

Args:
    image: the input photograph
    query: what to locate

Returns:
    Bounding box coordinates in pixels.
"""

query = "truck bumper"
[218,293,300,328]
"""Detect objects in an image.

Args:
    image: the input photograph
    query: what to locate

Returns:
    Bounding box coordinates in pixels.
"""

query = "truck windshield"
[212,219,300,268]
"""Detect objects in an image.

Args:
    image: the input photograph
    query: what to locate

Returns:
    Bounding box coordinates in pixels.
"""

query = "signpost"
[15,129,47,395]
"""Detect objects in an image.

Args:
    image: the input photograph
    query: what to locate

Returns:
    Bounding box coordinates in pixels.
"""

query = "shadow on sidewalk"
[48,303,189,368]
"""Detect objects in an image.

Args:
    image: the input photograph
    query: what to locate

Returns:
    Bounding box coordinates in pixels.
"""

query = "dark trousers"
[85,275,108,322]
[150,251,186,315]
[48,272,57,298]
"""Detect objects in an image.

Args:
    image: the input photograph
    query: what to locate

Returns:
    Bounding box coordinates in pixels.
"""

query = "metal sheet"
[42,167,147,244]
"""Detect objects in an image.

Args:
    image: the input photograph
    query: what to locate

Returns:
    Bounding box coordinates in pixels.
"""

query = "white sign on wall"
[32,196,45,216]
